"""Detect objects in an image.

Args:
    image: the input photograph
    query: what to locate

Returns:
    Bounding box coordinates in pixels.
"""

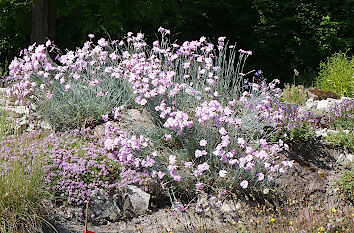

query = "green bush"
[315,52,354,97]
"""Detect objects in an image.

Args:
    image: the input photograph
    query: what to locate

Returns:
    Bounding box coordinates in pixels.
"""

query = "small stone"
[317,100,329,110]
[315,128,328,138]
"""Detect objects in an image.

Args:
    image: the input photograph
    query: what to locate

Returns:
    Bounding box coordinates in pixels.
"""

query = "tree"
[30,0,55,44]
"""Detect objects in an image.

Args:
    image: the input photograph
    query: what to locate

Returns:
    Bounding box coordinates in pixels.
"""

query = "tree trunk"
[30,0,56,44]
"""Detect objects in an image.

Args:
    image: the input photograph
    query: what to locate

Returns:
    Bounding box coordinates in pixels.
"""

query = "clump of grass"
[0,131,53,233]
[326,131,354,152]
[316,52,354,97]
[281,84,308,105]
[0,108,13,140]
[336,168,354,203]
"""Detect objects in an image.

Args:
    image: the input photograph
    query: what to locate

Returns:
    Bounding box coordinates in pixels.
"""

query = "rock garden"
[0,29,352,233]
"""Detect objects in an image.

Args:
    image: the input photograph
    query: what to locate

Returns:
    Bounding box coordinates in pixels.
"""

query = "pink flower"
[177,204,185,212]
[104,138,114,150]
[257,173,265,181]
[240,180,248,189]
[45,40,51,47]
[165,134,172,141]
[237,137,247,147]
[64,84,71,92]
[102,114,109,122]
[174,175,181,181]
[88,34,95,39]
[157,171,165,179]
[195,149,207,158]
[219,127,227,136]
[169,155,176,165]
[199,139,207,146]
[219,170,227,178]
[195,183,204,189]
[184,162,193,168]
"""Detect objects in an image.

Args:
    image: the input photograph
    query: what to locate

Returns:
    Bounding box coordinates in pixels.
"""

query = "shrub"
[315,52,354,97]
[281,84,308,106]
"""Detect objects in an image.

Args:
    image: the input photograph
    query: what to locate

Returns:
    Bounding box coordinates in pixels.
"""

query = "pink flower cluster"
[6,27,299,211]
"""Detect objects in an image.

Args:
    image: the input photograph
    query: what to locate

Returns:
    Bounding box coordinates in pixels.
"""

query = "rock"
[317,99,329,110]
[92,109,155,140]
[40,120,52,130]
[123,109,155,132]
[308,88,339,100]
[315,128,328,138]
[126,185,150,216]
[89,186,150,225]
[337,152,353,165]
[90,192,122,224]
[220,201,241,213]
[306,99,317,109]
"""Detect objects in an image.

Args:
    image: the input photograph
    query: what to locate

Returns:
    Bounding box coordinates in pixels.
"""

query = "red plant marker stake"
[83,200,96,233]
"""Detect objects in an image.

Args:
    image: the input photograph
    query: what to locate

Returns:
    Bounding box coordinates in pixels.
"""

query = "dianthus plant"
[6,36,135,129]
[7,27,295,210]
[103,28,295,209]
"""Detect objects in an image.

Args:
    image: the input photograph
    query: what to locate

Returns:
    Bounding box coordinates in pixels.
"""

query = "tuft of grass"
[315,52,354,97]
[0,132,52,233]
[0,108,13,141]
[281,84,308,106]
[326,131,354,152]
[336,167,354,203]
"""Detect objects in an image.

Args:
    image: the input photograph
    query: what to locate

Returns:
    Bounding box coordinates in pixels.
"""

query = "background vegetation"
[0,0,353,85]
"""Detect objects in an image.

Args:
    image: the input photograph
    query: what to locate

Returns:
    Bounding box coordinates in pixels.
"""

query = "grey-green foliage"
[37,74,134,130]
[33,47,136,130]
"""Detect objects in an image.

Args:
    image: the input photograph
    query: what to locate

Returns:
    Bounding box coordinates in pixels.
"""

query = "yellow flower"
[256,220,260,224]
[270,218,276,223]
[318,226,325,232]
[331,207,337,213]
[289,221,293,226]
[136,225,142,231]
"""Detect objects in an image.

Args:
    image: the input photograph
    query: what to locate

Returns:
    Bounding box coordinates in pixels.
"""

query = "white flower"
[240,180,248,189]
[219,170,227,178]
[199,139,207,147]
